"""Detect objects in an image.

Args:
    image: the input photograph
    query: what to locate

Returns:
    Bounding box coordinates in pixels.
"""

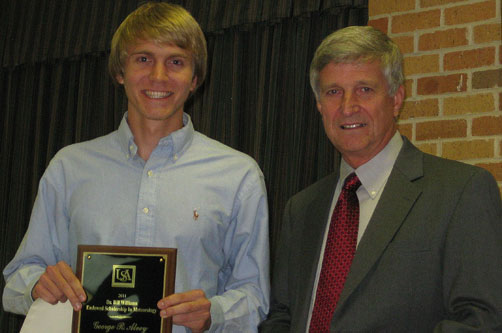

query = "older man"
[260,25,502,332]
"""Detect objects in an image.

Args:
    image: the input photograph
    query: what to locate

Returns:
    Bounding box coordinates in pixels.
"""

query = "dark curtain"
[0,0,368,331]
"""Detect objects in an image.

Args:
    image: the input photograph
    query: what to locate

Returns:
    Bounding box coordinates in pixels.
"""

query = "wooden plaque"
[72,245,177,333]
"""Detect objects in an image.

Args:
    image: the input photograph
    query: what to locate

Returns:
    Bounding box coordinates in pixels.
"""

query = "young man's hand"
[158,289,211,332]
[32,261,86,311]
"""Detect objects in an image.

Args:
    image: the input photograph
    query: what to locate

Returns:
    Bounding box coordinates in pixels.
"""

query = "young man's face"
[316,61,404,168]
[117,40,197,127]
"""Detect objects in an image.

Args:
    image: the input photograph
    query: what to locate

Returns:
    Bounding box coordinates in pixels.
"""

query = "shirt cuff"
[208,297,225,332]
[24,274,42,312]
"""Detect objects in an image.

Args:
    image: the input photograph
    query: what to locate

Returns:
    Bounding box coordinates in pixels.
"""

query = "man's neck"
[127,112,184,161]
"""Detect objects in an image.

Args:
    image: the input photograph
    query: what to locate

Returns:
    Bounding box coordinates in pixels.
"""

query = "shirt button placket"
[135,165,157,247]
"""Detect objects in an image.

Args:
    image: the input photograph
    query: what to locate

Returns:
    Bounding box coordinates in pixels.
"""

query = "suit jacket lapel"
[296,172,340,324]
[335,137,425,311]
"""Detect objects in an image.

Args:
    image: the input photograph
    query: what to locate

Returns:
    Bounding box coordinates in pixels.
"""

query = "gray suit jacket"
[260,137,502,332]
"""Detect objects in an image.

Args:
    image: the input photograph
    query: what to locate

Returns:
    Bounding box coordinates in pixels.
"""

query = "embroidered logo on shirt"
[193,209,199,221]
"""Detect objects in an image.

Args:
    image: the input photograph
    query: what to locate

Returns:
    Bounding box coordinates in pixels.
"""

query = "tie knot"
[343,173,361,192]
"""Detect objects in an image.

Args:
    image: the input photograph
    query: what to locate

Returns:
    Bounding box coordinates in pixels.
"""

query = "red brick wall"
[368,0,502,194]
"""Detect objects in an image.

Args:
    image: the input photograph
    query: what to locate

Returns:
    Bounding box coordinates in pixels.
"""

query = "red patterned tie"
[309,173,361,332]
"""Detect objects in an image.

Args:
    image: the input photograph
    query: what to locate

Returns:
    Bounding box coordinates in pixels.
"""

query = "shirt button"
[129,145,134,151]
[147,170,153,177]
[143,207,149,214]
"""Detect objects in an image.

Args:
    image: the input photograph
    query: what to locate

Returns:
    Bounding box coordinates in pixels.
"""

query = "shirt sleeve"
[207,168,270,332]
[2,160,71,315]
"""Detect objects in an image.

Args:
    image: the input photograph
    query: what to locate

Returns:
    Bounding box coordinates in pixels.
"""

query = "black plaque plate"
[72,245,177,333]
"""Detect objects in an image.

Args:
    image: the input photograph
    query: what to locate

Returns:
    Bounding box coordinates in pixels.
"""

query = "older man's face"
[316,61,404,168]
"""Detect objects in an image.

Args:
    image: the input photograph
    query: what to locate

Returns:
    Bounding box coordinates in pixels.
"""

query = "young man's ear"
[190,76,198,92]
[116,75,124,85]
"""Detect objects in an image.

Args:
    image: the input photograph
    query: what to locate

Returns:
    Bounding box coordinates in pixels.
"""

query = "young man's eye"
[171,59,184,66]
[136,56,149,63]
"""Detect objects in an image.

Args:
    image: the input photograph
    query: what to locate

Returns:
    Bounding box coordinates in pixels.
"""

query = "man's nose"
[149,62,168,81]
[341,92,360,115]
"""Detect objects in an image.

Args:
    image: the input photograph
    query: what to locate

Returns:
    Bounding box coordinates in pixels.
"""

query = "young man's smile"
[117,40,197,127]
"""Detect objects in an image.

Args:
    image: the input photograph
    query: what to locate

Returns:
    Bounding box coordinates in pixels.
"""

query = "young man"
[260,26,502,331]
[3,3,269,332]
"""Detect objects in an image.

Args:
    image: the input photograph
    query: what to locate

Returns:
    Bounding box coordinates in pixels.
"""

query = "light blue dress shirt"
[3,112,270,332]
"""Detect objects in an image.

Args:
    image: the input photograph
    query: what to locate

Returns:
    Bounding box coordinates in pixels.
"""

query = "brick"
[418,28,468,51]
[392,10,441,34]
[421,0,465,7]
[416,119,467,140]
[393,35,414,54]
[472,116,502,136]
[444,47,495,71]
[400,98,439,120]
[404,54,439,76]
[500,92,502,111]
[417,74,467,95]
[472,69,502,89]
[397,123,413,140]
[368,18,389,34]
[475,163,502,180]
[444,93,495,115]
[474,23,502,44]
[405,79,413,98]
[416,142,438,155]
[443,139,494,160]
[369,0,415,16]
[445,1,496,25]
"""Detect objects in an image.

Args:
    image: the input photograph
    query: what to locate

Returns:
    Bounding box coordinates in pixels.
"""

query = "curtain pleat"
[0,1,367,331]
[2,0,367,67]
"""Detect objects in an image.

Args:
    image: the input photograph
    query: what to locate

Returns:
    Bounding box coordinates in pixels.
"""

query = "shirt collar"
[117,112,195,161]
[340,132,403,199]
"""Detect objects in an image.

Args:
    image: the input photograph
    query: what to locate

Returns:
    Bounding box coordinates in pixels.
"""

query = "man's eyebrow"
[168,53,190,59]
[354,79,378,86]
[321,80,377,87]
[129,50,190,58]
[129,50,154,56]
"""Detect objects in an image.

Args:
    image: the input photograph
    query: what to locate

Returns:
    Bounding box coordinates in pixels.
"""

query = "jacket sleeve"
[434,169,502,331]
[259,198,294,333]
